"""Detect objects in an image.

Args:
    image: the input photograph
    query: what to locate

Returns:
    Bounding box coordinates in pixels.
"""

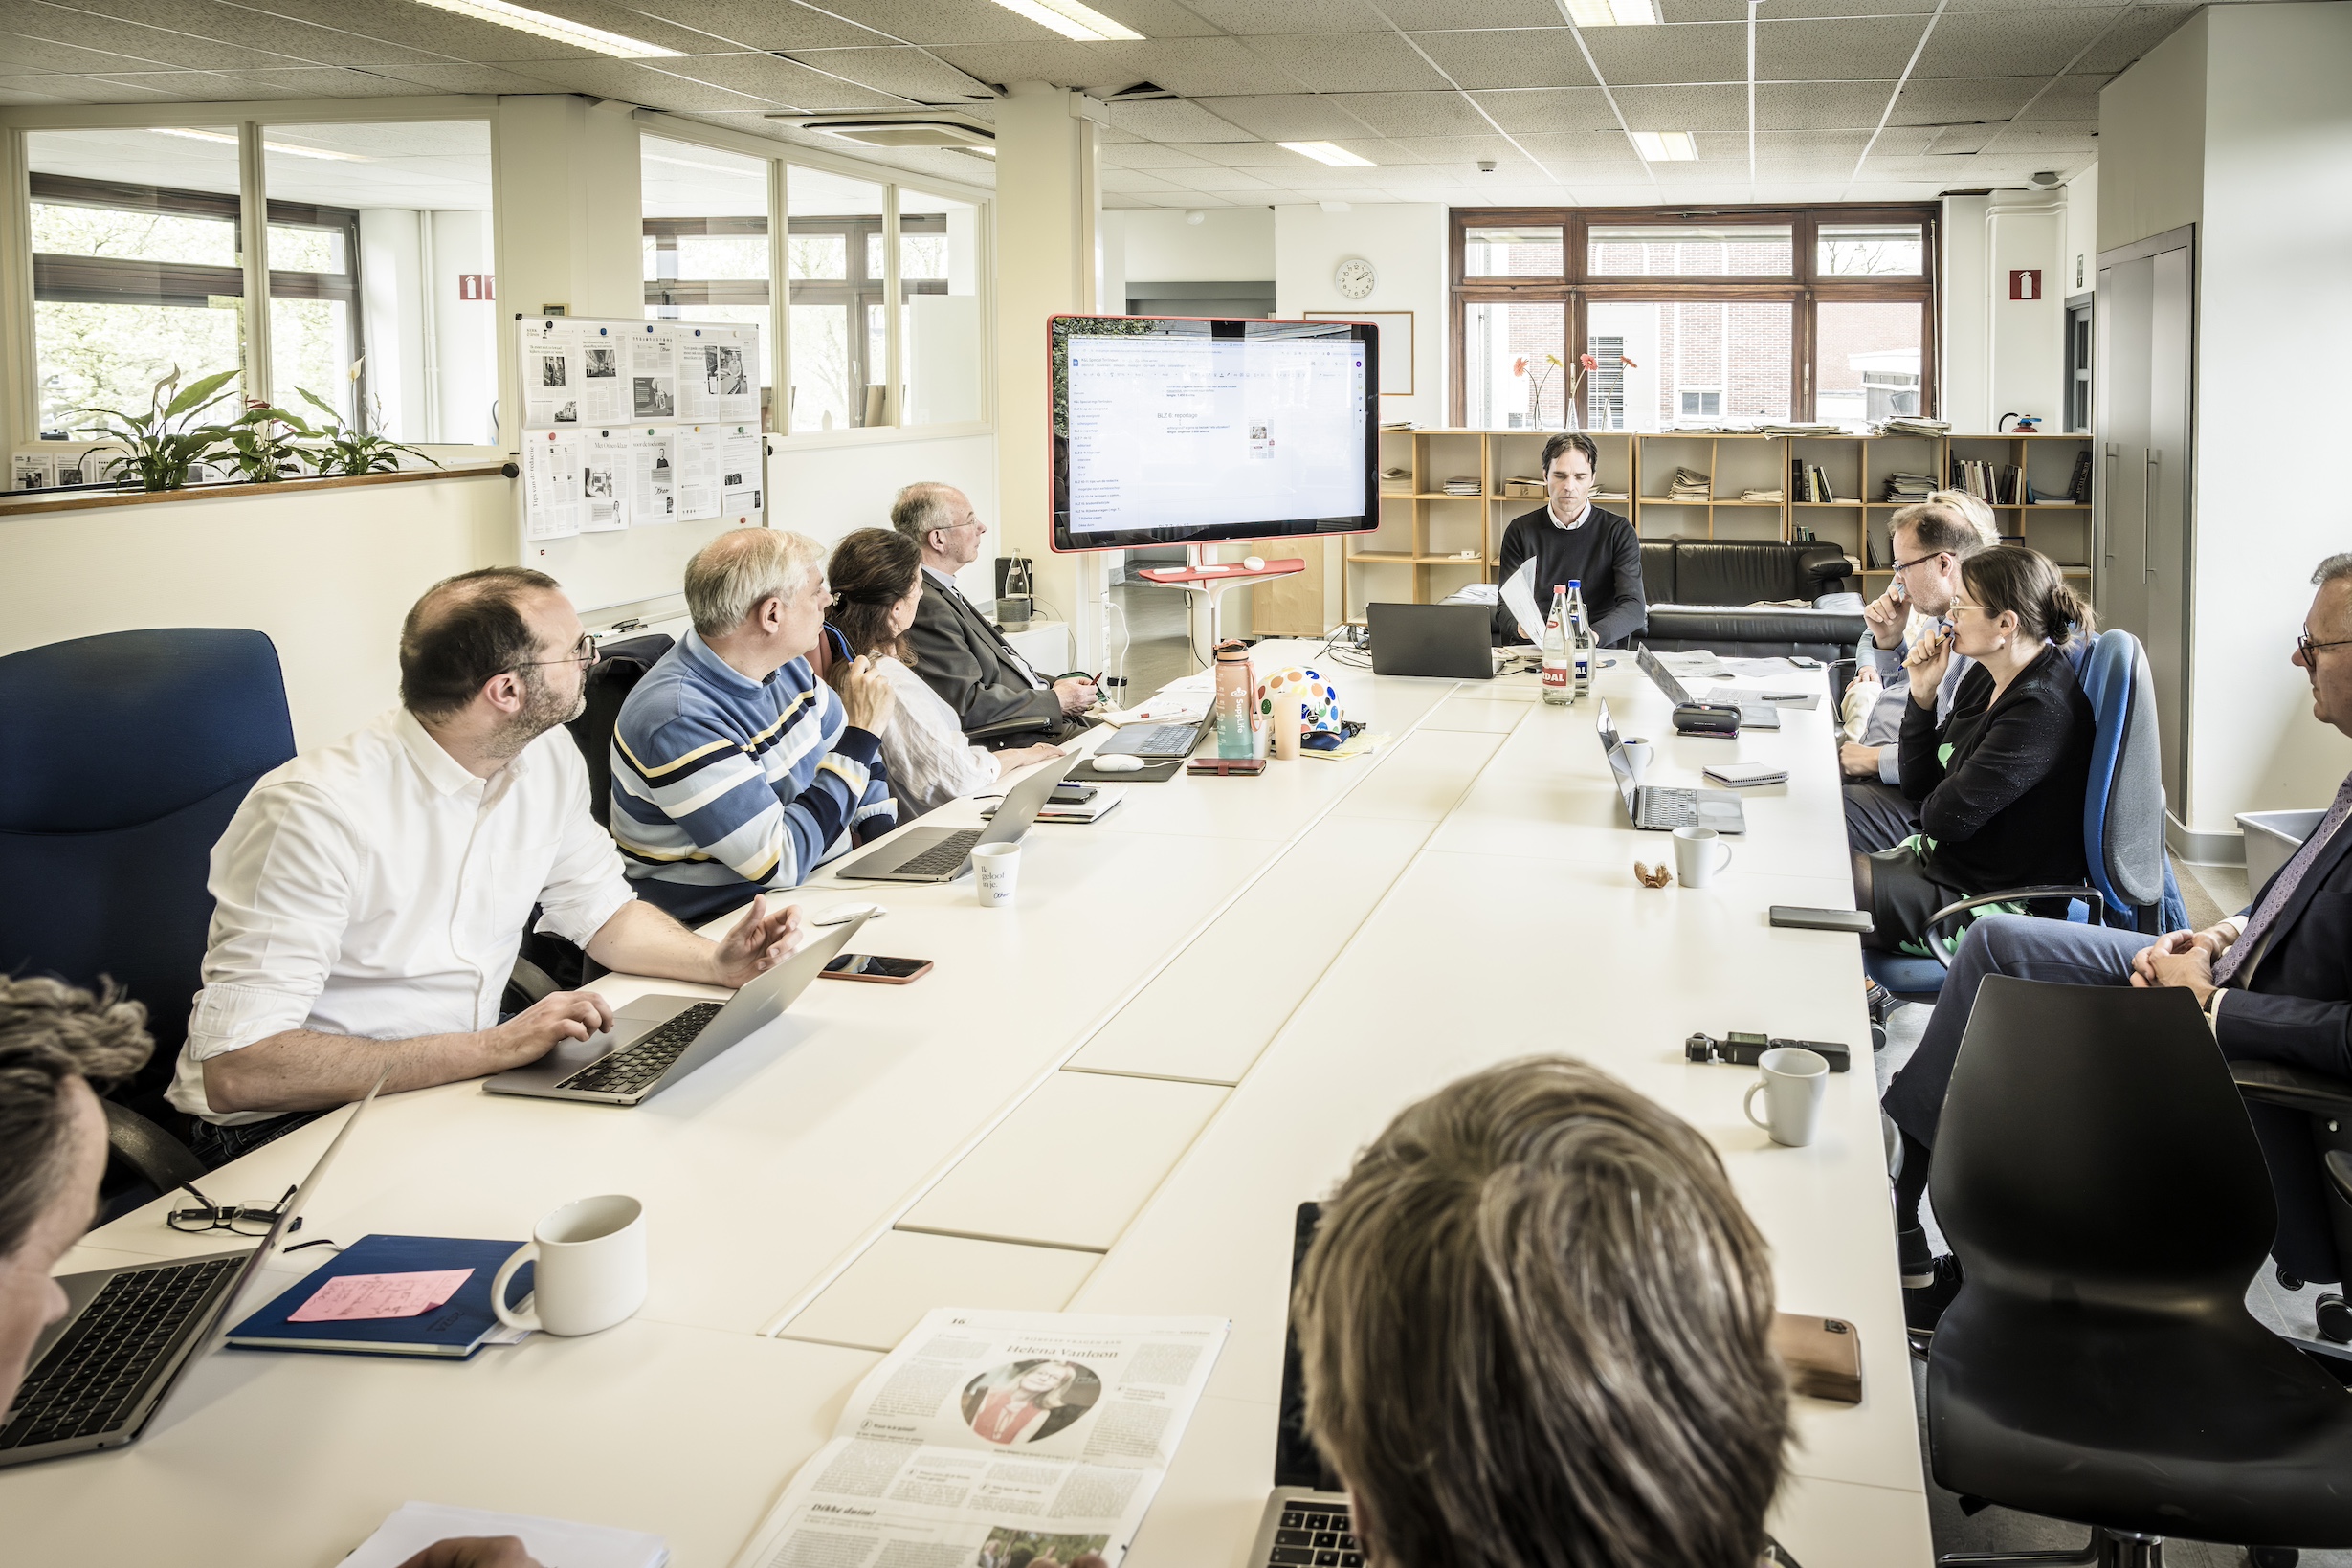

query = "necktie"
[2213,768,2352,986]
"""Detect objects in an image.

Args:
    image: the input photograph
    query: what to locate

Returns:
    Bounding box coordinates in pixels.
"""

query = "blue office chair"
[1863,629,2185,1000]
[0,629,296,1191]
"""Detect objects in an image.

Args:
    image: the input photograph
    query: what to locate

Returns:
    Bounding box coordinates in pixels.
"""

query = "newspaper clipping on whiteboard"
[729,1309,1228,1568]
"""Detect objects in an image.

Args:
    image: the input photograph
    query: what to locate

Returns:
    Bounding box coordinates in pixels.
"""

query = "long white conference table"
[8,642,1932,1566]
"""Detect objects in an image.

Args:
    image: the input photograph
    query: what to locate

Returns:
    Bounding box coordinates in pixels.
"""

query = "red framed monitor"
[1048,314,1380,555]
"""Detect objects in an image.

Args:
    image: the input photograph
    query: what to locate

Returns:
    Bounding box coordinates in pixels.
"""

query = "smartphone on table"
[820,954,933,984]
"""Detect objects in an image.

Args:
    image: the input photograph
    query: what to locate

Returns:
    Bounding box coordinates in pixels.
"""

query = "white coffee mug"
[491,1194,647,1336]
[1672,825,1733,888]
[1619,739,1653,785]
[973,842,1021,907]
[1743,1047,1830,1149]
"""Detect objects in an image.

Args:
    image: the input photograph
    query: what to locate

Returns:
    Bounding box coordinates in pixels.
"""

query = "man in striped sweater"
[612,530,899,923]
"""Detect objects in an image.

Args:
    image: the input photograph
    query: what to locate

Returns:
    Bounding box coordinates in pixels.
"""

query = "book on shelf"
[1884,472,1935,503]
[2067,449,2094,503]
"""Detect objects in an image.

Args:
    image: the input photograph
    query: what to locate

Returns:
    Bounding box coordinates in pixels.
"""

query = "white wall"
[771,430,1000,600]
[2097,11,2207,255]
[1941,192,2065,431]
[1274,204,1447,430]
[431,209,498,446]
[1940,194,1988,430]
[2063,166,2098,299]
[1119,207,1275,286]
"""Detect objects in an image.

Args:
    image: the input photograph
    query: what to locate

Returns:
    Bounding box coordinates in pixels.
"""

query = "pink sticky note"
[288,1268,475,1323]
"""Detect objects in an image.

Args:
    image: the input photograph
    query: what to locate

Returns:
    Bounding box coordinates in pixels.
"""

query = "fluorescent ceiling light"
[1565,0,1660,23]
[409,0,680,57]
[150,127,370,162]
[1630,130,1697,162]
[1279,141,1375,167]
[984,0,1143,42]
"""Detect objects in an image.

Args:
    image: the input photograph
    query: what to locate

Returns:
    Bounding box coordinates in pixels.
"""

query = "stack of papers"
[341,1504,666,1568]
[1441,475,1483,497]
[1739,487,1784,503]
[1664,467,1712,501]
[1379,466,1409,484]
[1876,416,1951,437]
[1883,472,1936,502]
[1760,421,1842,436]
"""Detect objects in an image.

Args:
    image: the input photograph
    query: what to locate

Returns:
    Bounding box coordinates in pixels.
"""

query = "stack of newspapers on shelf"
[1883,472,1936,503]
[1665,467,1712,501]
[1441,475,1483,497]
[1760,421,1843,437]
[1875,416,1951,437]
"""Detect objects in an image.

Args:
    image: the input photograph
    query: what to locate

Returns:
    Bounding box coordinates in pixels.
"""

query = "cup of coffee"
[1619,739,1653,785]
[491,1193,647,1336]
[1743,1047,1830,1149]
[973,842,1021,907]
[1672,825,1733,888]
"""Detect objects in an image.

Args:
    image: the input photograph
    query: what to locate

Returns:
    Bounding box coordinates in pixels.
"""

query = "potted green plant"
[293,362,440,477]
[70,366,240,492]
[219,399,319,484]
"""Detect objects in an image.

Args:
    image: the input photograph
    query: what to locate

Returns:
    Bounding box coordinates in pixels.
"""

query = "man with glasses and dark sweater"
[1489,431,1647,649]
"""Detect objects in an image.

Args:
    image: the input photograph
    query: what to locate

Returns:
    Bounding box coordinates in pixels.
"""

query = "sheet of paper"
[521,318,582,429]
[289,1268,472,1323]
[582,431,633,532]
[1500,557,1543,645]
[620,428,676,525]
[522,430,583,541]
[720,426,764,524]
[573,321,632,426]
[339,1502,666,1568]
[627,322,677,421]
[676,324,759,424]
[673,425,721,522]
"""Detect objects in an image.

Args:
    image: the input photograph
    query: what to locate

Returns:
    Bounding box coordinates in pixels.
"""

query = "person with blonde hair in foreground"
[1294,1057,1800,1568]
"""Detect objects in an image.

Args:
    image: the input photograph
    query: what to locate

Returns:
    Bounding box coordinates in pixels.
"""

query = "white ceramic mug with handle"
[491,1194,647,1336]
[1672,825,1733,888]
[1619,739,1654,785]
[1743,1047,1830,1149]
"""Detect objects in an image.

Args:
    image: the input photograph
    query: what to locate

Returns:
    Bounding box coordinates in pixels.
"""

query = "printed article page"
[730,1309,1228,1568]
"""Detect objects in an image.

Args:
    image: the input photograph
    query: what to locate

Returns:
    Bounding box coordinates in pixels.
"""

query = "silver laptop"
[833,752,1078,884]
[1,1077,379,1468]
[1095,707,1213,760]
[1599,699,1745,835]
[1246,1203,1358,1568]
[1634,646,1781,730]
[484,915,865,1105]
[1368,601,1496,679]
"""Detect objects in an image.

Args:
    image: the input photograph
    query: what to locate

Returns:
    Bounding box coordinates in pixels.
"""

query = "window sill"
[0,461,510,517]
[772,420,992,451]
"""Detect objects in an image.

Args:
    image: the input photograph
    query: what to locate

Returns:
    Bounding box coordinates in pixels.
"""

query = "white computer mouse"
[1243,554,1266,571]
[1091,755,1146,773]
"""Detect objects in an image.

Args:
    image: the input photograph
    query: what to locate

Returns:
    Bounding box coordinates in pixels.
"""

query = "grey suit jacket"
[904,575,1068,738]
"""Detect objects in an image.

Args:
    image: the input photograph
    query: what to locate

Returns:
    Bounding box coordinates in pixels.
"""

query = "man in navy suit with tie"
[1887,552,2352,1326]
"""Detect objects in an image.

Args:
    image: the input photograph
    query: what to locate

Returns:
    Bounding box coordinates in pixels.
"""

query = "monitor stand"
[1131,545,1306,649]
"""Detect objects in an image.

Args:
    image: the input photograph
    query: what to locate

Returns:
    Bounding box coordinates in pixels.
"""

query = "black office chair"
[2234,1059,2352,1339]
[565,631,675,829]
[1927,976,2352,1566]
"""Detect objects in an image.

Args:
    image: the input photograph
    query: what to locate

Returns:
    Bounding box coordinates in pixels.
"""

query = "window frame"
[1449,204,1939,430]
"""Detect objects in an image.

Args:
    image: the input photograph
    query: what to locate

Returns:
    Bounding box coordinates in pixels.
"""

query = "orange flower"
[1512,356,1528,377]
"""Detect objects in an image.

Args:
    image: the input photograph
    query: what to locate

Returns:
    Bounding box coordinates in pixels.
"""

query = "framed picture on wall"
[1304,310,1413,396]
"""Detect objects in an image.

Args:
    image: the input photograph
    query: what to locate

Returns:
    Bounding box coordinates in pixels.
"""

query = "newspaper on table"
[730,1308,1229,1568]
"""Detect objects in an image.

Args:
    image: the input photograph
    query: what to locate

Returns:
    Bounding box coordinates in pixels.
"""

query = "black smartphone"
[1769,906,1875,935]
[820,954,934,983]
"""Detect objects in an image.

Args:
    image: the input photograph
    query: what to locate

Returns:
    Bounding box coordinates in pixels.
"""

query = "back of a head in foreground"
[1295,1056,1788,1568]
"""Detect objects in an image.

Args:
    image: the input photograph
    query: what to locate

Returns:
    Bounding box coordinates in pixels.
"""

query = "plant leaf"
[165,367,240,423]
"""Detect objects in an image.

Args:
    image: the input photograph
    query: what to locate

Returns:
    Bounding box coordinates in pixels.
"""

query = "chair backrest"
[0,629,296,1113]
[2072,629,2167,917]
[1936,976,2274,1308]
[565,632,674,828]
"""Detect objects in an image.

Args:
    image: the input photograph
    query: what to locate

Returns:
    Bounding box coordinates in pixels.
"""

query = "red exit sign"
[2008,269,2042,301]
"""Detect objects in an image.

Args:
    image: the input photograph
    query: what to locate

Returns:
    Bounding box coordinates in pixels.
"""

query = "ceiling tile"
[677,48,917,105]
[1579,21,1745,85]
[1176,0,1391,33]
[1923,121,1995,152]
[804,0,1083,46]
[1910,9,2122,79]
[1072,0,1228,36]
[1408,29,1595,91]
[0,31,163,72]
[216,65,441,95]
[1657,0,1753,19]
[4,5,329,70]
[73,67,299,96]
[1609,81,1747,130]
[1986,121,2096,150]
[1197,91,1371,138]
[1756,0,1937,13]
[1939,0,2130,10]
[1101,140,1218,167]
[215,0,600,63]
[1754,79,1897,129]
[1377,131,1515,163]
[1317,90,1496,137]
[1240,32,1452,92]
[1169,138,1320,165]
[1099,166,1187,190]
[780,46,993,99]
[7,68,174,97]
[499,55,779,110]
[1867,126,1935,154]
[1757,16,1928,81]
[1100,37,1326,96]
[1160,163,1283,189]
[1755,128,1872,160]
[33,0,455,66]
[1885,76,2038,123]
[2016,75,2105,118]
[1468,85,1618,132]
[2077,6,2184,70]
[926,38,1121,88]
[619,0,890,51]
[1514,129,1648,176]
[1104,96,1261,141]
[0,77,88,100]
[1382,0,1559,23]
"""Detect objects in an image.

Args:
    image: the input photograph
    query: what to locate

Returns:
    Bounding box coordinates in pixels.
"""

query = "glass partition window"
[642,134,774,431]
[899,189,980,427]
[28,126,247,439]
[1587,224,1793,277]
[1818,223,1925,276]
[788,167,885,432]
[1463,224,1564,279]
[1463,301,1566,429]
[262,121,495,446]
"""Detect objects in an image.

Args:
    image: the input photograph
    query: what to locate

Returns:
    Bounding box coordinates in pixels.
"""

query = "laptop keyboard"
[555,1001,724,1095]
[892,828,981,879]
[1120,723,1199,756]
[1633,787,1699,830]
[0,1255,238,1449]
[1268,1503,1362,1568]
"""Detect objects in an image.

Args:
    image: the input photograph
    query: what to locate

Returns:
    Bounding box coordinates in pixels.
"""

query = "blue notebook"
[227,1234,533,1359]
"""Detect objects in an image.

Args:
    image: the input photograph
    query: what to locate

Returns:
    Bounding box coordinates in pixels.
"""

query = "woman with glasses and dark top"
[1293,1056,1804,1568]
[826,529,1064,816]
[1851,545,2097,958]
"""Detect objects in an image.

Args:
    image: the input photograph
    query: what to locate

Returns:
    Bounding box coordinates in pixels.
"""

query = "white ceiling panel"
[70,67,314,97]
[1910,9,2123,79]
[1104,96,1262,141]
[0,30,174,72]
[809,0,1085,46]
[1165,138,1324,165]
[1101,140,1219,167]
[1885,75,2040,122]
[216,65,442,95]
[622,0,890,51]
[1578,21,1747,85]
[1657,0,1753,20]
[2019,77,2106,117]
[1609,82,1749,130]
[1867,126,1936,155]
[1098,167,1188,190]
[1382,132,1520,163]
[1754,79,1897,128]
[501,55,773,110]
[1318,90,1501,137]
[1200,92,1376,138]
[8,4,343,69]
[2077,7,2183,71]
[1407,28,1597,91]
[1468,85,1620,133]
[1177,0,1392,34]
[1154,161,1279,189]
[925,38,1130,89]
[1093,36,1322,96]
[1514,131,1648,175]
[1759,0,1938,14]
[207,0,590,63]
[28,0,435,68]
[1381,0,1561,26]
[781,46,993,100]
[1756,16,1929,81]
[301,60,558,92]
[1239,32,1453,92]
[0,79,91,100]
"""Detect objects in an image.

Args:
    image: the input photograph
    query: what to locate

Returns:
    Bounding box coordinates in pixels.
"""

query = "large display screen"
[1050,316,1379,554]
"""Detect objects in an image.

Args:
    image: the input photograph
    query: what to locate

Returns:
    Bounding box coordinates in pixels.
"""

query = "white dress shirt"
[875,653,1001,811]
[169,707,636,1124]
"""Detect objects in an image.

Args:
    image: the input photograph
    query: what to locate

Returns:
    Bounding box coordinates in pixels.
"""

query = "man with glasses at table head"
[166,567,804,1169]
[1841,494,1998,853]
[893,482,1098,743]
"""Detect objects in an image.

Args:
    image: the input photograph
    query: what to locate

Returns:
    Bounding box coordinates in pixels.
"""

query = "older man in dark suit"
[890,483,1095,744]
[1886,552,2352,1325]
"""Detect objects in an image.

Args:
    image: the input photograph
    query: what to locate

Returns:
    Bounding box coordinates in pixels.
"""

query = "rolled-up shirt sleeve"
[185,783,354,1062]
[535,740,637,947]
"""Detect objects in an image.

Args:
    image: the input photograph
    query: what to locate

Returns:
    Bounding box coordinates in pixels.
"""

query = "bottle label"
[1542,662,1569,691]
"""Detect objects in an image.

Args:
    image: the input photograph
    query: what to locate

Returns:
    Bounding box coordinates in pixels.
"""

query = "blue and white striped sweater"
[610,630,896,892]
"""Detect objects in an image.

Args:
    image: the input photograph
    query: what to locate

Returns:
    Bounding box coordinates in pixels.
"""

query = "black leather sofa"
[1634,540,1864,663]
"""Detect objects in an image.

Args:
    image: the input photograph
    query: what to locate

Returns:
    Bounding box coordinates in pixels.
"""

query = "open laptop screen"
[1276,1202,1344,1493]
[1635,646,1696,707]
[1596,699,1638,812]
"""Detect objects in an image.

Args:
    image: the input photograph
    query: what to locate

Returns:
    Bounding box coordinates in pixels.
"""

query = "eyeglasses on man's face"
[515,632,600,672]
[1889,550,1949,577]
[2297,630,2352,665]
